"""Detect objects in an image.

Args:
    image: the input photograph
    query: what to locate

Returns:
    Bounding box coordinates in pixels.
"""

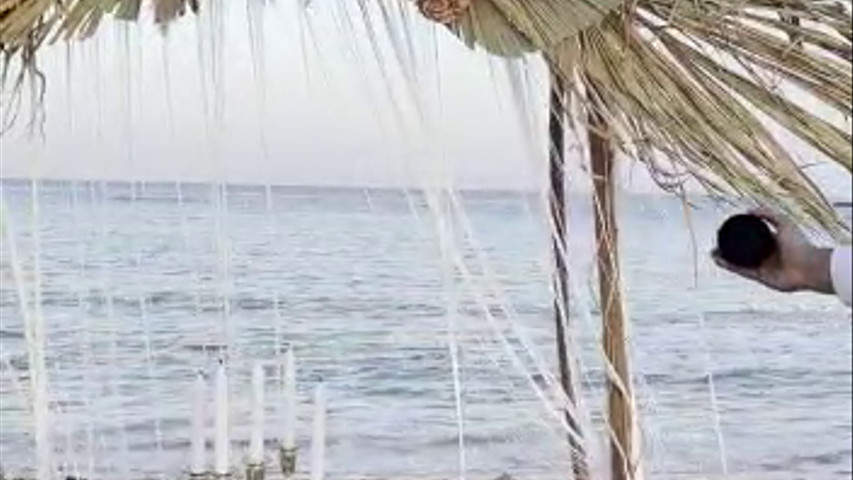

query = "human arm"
[712,208,851,306]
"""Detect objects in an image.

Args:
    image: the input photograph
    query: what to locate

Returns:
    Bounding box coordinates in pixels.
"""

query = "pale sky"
[0,1,850,199]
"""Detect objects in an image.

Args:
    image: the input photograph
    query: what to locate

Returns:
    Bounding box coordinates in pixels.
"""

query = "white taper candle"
[283,348,297,450]
[309,382,326,480]
[190,371,207,475]
[250,362,265,464]
[214,360,230,475]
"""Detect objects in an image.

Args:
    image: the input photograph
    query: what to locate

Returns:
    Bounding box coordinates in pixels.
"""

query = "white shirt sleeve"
[831,246,852,307]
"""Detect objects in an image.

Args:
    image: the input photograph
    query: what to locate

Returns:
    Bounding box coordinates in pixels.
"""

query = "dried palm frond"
[446,0,852,233]
[448,0,621,56]
[1,0,851,233]
[547,1,851,233]
[0,0,198,75]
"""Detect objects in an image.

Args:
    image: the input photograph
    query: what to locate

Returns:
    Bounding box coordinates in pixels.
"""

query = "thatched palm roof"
[1,0,851,232]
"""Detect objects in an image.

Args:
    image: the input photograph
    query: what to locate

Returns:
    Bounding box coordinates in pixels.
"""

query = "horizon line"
[0,176,674,196]
[3,177,850,204]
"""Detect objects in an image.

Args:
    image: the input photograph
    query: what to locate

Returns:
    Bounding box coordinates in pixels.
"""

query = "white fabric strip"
[831,246,852,307]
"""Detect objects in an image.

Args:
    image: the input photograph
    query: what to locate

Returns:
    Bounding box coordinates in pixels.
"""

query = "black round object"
[716,214,777,269]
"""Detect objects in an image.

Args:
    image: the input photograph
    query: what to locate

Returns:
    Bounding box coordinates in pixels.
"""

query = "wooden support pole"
[589,109,634,480]
[548,68,588,480]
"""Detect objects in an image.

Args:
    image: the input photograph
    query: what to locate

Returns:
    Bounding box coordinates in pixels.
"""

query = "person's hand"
[712,208,835,294]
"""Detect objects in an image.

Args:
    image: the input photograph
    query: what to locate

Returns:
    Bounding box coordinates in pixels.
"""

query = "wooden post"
[589,109,634,480]
[548,67,588,480]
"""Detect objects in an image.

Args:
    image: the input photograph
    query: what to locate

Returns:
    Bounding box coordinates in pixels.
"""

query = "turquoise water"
[0,181,850,479]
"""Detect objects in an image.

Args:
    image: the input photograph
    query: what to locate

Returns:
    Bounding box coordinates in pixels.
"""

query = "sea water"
[0,180,849,478]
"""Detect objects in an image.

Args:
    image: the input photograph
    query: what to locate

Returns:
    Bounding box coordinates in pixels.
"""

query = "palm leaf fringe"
[547,0,851,234]
[1,0,851,234]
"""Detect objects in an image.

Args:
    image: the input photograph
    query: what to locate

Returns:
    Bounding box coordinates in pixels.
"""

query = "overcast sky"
[1,1,850,198]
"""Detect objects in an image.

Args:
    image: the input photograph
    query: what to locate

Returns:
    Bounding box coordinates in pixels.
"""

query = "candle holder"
[278,445,298,477]
[246,463,265,480]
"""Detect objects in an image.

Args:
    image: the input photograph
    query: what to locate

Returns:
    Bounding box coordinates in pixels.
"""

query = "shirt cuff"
[830,246,852,307]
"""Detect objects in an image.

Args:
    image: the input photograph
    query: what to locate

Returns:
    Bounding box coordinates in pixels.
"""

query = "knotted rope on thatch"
[416,0,471,24]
